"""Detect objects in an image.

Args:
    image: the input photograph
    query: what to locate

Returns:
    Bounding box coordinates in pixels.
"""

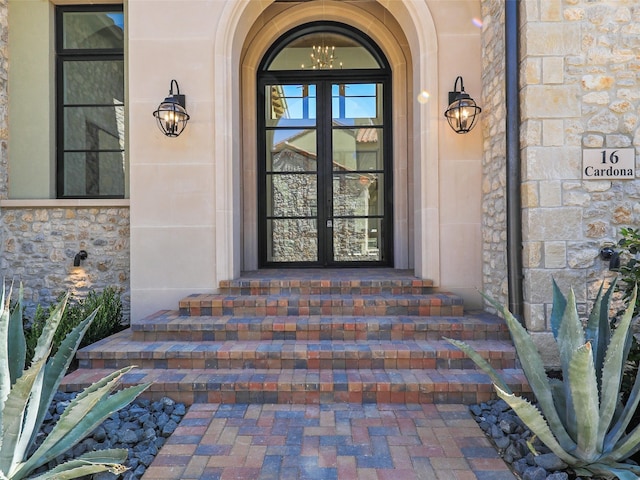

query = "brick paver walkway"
[142,403,515,480]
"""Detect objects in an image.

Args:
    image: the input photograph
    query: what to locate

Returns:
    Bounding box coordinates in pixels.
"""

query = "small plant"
[25,287,127,364]
[615,227,640,316]
[0,283,149,479]
[446,280,640,479]
[610,228,640,405]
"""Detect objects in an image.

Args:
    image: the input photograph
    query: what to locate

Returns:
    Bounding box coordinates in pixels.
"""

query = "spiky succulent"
[446,280,640,480]
[0,283,150,479]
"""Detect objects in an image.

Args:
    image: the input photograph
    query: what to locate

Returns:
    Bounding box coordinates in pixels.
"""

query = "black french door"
[257,24,392,267]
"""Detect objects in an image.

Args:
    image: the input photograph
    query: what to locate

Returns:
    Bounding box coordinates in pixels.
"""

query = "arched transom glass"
[267,31,381,71]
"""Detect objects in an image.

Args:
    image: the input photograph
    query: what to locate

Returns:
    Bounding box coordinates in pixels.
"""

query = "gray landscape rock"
[31,393,186,480]
[534,453,568,471]
[469,399,576,479]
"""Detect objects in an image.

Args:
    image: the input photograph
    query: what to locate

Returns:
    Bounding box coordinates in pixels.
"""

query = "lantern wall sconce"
[444,76,482,134]
[153,79,190,137]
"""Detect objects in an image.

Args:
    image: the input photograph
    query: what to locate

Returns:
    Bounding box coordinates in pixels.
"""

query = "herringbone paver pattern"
[142,403,515,480]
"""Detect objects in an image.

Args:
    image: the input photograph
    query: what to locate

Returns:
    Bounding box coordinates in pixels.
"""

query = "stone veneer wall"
[520,0,640,347]
[0,207,131,319]
[480,0,509,307]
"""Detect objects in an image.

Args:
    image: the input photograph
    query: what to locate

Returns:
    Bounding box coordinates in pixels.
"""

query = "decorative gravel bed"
[470,399,593,480]
[33,392,186,480]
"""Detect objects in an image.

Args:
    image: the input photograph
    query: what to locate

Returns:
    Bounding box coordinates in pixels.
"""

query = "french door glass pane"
[267,219,318,262]
[266,129,317,172]
[332,83,382,123]
[333,218,382,262]
[332,173,383,217]
[266,85,316,127]
[332,128,383,171]
[267,174,317,217]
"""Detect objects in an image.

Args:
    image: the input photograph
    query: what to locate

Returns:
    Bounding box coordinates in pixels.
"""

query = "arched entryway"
[238,1,433,277]
[257,22,393,267]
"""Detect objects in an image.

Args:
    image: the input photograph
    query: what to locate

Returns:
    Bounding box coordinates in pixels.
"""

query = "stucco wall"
[520,0,639,340]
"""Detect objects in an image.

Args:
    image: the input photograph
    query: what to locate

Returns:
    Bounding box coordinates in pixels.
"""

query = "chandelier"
[302,45,342,70]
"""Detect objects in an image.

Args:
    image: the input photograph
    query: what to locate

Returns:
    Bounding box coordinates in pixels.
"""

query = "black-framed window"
[56,5,125,199]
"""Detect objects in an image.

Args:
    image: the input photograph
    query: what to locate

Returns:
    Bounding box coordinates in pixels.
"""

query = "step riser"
[132,314,509,342]
[220,286,436,295]
[132,330,511,342]
[79,357,516,371]
[179,304,464,317]
[218,275,434,296]
[69,388,499,406]
[61,368,531,406]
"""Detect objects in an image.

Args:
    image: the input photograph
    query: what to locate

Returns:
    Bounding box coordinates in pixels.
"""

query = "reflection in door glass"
[268,174,317,217]
[266,85,316,127]
[332,174,383,217]
[333,218,382,262]
[332,128,383,171]
[266,130,317,172]
[332,84,382,122]
[268,219,318,262]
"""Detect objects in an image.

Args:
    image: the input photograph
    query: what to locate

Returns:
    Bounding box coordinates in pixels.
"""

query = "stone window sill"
[0,199,130,208]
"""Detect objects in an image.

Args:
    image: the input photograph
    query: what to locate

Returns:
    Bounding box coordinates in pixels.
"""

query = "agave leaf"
[7,284,26,386]
[26,449,128,480]
[19,381,149,475]
[26,309,97,452]
[581,462,640,480]
[549,378,573,437]
[557,289,585,381]
[585,280,615,387]
[18,368,130,473]
[494,385,580,466]
[443,337,512,394]
[550,279,567,339]
[26,465,122,480]
[0,356,47,476]
[31,294,69,365]
[0,282,12,410]
[569,343,599,461]
[481,292,577,452]
[605,356,640,451]
[598,285,638,451]
[609,414,640,462]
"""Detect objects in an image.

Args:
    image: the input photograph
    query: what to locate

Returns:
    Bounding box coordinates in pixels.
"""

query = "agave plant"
[0,283,150,479]
[446,279,640,480]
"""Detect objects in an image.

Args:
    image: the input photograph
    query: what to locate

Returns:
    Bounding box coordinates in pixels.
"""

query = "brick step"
[76,332,516,371]
[178,293,464,317]
[133,311,510,342]
[219,274,434,295]
[60,367,530,406]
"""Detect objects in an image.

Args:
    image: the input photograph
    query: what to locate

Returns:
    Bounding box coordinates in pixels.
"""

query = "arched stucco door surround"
[213,0,440,282]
